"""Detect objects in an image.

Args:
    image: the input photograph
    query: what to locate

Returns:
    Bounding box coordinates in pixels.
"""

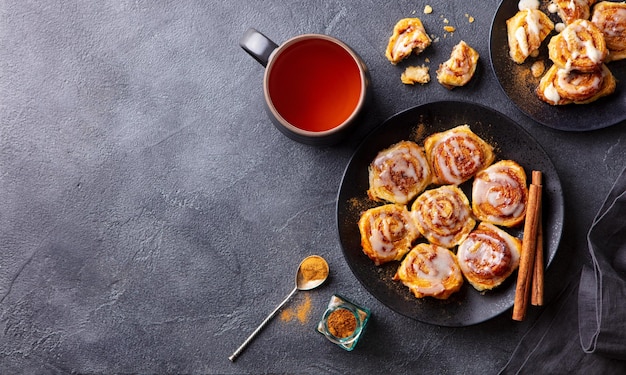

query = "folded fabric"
[501,167,626,374]
[579,166,626,360]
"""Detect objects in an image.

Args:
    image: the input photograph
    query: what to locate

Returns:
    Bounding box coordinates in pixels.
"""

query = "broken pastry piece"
[385,18,432,64]
[436,41,479,89]
[506,9,554,64]
[591,1,626,62]
[401,65,431,85]
[536,63,616,105]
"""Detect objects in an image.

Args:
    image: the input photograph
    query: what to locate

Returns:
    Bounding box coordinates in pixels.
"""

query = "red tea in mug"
[267,39,363,132]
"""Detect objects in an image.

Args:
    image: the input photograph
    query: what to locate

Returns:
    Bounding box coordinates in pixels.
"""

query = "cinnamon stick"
[512,170,542,321]
[531,212,544,306]
[531,171,544,306]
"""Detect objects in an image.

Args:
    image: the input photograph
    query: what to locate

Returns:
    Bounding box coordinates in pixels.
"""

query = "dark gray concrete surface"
[1,1,624,374]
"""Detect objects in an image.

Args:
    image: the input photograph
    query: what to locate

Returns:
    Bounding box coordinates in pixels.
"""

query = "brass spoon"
[228,255,329,362]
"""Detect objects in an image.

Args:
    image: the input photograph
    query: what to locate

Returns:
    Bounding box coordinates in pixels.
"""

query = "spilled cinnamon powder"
[280,293,312,324]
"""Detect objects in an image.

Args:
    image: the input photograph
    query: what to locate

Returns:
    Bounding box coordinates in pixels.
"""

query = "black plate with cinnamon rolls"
[490,0,626,131]
[336,101,563,326]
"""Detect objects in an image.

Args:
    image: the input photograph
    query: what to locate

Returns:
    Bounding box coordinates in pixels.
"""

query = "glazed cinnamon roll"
[358,204,419,266]
[536,63,616,105]
[548,19,608,72]
[506,9,555,64]
[424,125,495,186]
[457,222,522,291]
[472,160,528,227]
[436,41,480,89]
[591,1,626,62]
[393,243,464,299]
[368,141,432,205]
[385,18,432,64]
[411,185,476,248]
[555,0,597,25]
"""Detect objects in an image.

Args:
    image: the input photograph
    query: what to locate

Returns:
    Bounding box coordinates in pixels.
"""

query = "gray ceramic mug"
[240,28,369,146]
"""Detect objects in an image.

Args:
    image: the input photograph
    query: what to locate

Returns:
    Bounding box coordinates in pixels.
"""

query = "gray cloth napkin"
[579,167,626,359]
[501,167,626,374]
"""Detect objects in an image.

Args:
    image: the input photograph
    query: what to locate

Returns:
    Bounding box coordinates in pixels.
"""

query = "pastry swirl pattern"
[591,1,626,62]
[393,243,464,299]
[411,185,476,248]
[472,160,528,227]
[424,125,495,185]
[536,63,616,105]
[548,19,608,72]
[457,222,522,291]
[555,0,596,25]
[368,141,431,205]
[358,204,419,266]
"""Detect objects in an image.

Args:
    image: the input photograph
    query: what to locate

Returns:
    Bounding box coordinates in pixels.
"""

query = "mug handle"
[239,28,279,68]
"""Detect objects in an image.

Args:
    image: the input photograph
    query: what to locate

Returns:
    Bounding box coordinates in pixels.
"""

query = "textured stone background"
[1,1,624,374]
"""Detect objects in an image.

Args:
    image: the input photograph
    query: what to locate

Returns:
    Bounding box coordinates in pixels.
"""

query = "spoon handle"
[229,286,298,361]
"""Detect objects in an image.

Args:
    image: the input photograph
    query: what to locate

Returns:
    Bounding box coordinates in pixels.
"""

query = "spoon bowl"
[296,255,330,290]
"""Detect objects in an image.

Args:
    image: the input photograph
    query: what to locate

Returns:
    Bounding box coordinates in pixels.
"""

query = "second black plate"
[336,100,564,326]
[489,0,626,131]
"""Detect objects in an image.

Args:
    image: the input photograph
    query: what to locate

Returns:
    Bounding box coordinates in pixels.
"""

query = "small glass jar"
[316,294,370,351]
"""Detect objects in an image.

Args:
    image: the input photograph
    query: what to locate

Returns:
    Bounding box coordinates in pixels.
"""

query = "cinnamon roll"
[368,141,432,205]
[555,0,597,25]
[472,160,528,227]
[506,9,555,64]
[411,185,476,248]
[358,204,419,266]
[536,63,616,105]
[424,125,495,186]
[385,18,432,64]
[591,1,626,62]
[457,222,522,291]
[393,243,464,299]
[436,41,480,89]
[548,19,608,72]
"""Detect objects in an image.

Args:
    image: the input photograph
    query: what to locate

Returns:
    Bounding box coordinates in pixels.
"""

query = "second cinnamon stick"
[531,172,544,306]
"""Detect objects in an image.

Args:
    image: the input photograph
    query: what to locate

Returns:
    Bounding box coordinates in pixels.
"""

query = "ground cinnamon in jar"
[326,308,357,338]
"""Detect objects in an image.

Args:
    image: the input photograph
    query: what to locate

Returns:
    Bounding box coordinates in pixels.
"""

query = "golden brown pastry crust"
[472,160,528,227]
[367,140,432,205]
[591,1,626,61]
[555,0,597,25]
[536,63,616,105]
[393,243,464,299]
[358,204,419,266]
[411,185,476,248]
[506,9,555,64]
[457,222,522,292]
[548,19,608,72]
[436,41,480,89]
[385,18,432,64]
[424,125,495,185]
[401,65,431,85]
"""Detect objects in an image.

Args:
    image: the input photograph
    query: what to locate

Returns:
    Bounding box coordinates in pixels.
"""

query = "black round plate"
[489,0,626,131]
[336,100,564,326]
